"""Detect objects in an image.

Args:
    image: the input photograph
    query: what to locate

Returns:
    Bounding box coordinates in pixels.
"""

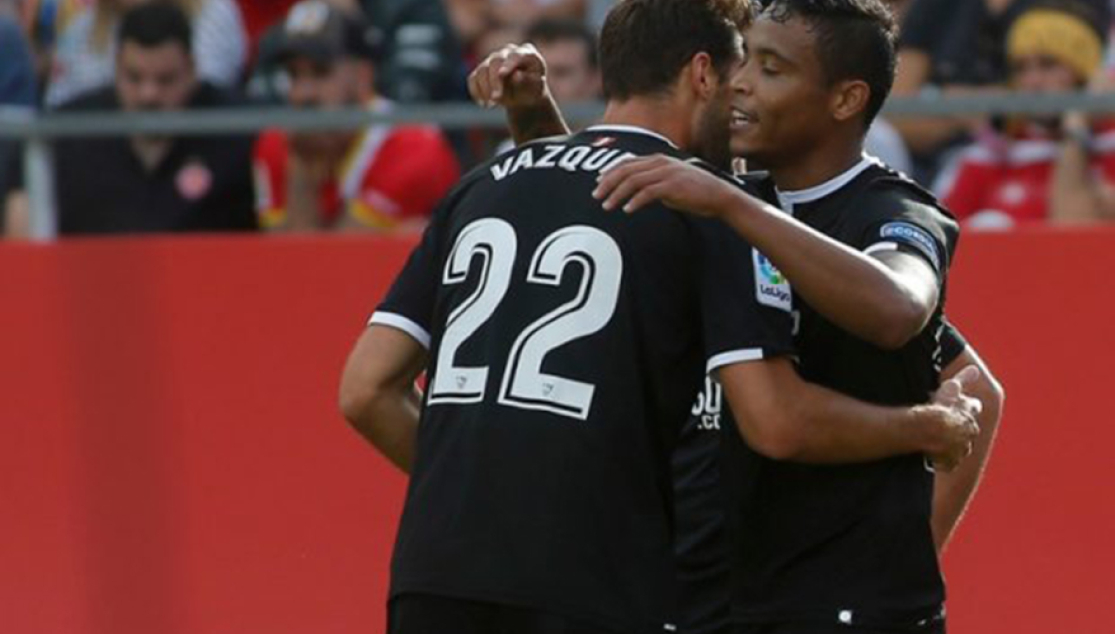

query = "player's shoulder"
[856,161,959,232]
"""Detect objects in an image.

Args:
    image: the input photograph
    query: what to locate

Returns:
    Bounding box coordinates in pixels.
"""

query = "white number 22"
[426,218,622,420]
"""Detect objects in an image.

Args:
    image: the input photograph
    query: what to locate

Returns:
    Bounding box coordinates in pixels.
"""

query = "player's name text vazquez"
[490,143,636,181]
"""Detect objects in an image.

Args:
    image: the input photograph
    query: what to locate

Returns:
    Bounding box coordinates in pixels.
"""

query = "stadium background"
[2,228,1112,634]
[2,0,1114,631]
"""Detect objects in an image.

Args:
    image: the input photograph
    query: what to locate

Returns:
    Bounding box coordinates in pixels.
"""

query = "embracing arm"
[338,325,428,473]
[468,44,571,144]
[716,193,940,350]
[718,357,980,469]
[595,155,939,348]
[933,344,1004,552]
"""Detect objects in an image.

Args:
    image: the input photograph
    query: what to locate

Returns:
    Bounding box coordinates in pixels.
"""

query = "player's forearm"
[719,192,930,348]
[933,348,1005,552]
[507,91,571,145]
[774,382,936,463]
[341,384,420,473]
[721,361,934,464]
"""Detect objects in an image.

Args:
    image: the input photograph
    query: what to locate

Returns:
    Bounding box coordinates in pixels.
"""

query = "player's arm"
[337,187,453,471]
[717,358,980,468]
[933,333,1005,552]
[468,44,571,145]
[595,155,939,349]
[338,325,427,473]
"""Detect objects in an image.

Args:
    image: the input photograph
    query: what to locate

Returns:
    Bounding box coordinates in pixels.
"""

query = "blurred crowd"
[1,0,1115,236]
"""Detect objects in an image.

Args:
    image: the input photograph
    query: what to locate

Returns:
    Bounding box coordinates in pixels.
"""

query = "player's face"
[728,14,834,167]
[692,40,744,171]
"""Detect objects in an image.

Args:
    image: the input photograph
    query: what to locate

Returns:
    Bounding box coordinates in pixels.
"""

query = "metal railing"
[4,92,1115,240]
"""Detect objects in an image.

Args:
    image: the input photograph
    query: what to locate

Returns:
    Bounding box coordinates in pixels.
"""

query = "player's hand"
[468,43,549,109]
[919,365,983,472]
[592,154,739,216]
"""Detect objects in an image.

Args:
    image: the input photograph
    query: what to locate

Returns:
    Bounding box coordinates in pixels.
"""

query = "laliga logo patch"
[753,248,792,312]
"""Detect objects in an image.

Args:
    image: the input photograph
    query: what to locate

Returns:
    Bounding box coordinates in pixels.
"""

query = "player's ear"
[830,79,870,125]
[687,52,719,100]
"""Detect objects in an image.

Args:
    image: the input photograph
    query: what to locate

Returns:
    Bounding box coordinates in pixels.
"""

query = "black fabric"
[673,378,730,634]
[376,129,792,634]
[52,83,257,235]
[671,173,791,634]
[721,163,960,629]
[389,593,623,634]
[939,319,968,368]
[734,614,946,634]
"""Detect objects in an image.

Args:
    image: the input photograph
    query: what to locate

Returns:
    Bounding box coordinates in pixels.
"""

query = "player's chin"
[729,133,759,161]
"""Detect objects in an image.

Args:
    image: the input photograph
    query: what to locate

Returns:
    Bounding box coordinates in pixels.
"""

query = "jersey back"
[375,128,711,633]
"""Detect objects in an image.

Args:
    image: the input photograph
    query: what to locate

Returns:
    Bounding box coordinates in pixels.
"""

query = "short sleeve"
[857,188,958,280]
[939,318,969,368]
[367,201,449,348]
[696,220,796,375]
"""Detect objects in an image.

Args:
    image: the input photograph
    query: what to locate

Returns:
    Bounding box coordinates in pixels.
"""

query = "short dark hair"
[118,2,193,54]
[525,18,598,70]
[599,0,751,101]
[761,0,896,127]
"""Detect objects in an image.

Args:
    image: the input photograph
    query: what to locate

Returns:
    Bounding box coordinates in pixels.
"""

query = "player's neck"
[599,100,689,150]
[768,140,864,193]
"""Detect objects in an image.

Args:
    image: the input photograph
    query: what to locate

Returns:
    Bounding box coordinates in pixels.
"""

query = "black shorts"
[733,620,946,634]
[388,593,623,634]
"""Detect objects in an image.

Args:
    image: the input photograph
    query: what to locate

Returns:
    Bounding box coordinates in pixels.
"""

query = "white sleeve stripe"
[707,348,765,374]
[368,312,432,349]
[864,241,899,255]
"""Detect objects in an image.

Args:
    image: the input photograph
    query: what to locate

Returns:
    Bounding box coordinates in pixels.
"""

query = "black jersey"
[721,157,961,629]
[371,127,795,634]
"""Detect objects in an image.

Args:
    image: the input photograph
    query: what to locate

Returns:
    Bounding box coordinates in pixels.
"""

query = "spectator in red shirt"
[935,1,1112,228]
[254,0,460,232]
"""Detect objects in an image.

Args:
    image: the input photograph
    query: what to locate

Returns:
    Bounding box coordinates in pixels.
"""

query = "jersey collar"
[585,125,679,149]
[774,153,880,207]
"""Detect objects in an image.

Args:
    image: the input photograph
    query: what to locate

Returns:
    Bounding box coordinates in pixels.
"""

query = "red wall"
[0,230,1111,634]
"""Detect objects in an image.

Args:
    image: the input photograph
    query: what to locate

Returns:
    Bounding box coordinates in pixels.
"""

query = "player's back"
[378,127,709,633]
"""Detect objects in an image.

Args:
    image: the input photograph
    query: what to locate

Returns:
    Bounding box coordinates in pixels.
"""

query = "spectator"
[934,1,1110,228]
[360,0,466,102]
[39,3,256,234]
[253,1,459,232]
[0,11,38,237]
[524,18,599,103]
[44,0,247,108]
[893,0,1109,181]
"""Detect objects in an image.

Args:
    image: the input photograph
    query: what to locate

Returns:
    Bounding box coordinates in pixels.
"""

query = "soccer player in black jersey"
[470,2,1005,633]
[591,2,1006,633]
[339,2,980,634]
